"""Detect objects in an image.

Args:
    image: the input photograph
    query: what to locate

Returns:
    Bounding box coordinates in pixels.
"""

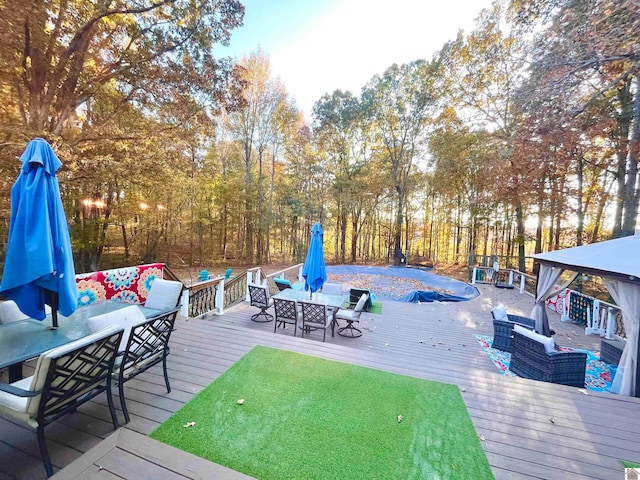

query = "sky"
[217,0,495,118]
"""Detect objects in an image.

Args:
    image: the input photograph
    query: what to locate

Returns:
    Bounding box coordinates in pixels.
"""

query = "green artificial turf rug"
[341,300,383,314]
[150,346,493,479]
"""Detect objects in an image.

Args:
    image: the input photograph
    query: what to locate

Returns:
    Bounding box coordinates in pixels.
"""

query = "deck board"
[1,283,639,479]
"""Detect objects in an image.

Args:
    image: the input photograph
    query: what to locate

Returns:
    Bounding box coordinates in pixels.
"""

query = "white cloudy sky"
[217,0,495,118]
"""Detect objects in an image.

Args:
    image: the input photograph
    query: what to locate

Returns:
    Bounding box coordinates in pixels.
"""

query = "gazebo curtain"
[530,265,579,336]
[604,278,640,397]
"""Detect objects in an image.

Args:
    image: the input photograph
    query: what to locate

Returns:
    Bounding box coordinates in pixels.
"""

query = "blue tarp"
[326,265,479,303]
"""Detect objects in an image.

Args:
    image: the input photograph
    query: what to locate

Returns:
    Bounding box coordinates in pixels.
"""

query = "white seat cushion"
[514,324,555,354]
[0,300,29,323]
[0,376,32,414]
[145,279,183,310]
[335,308,359,321]
[88,305,147,352]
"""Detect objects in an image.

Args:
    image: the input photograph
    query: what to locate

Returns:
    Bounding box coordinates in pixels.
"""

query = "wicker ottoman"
[600,338,625,365]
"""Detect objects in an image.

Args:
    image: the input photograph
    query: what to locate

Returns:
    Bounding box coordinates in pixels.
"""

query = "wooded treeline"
[0,0,638,274]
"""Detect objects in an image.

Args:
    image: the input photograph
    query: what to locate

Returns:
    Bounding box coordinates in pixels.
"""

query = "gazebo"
[531,233,640,397]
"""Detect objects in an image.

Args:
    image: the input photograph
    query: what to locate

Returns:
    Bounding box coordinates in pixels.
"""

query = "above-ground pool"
[325,265,479,303]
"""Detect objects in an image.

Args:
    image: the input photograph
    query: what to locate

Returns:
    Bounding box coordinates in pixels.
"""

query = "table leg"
[8,363,23,383]
[331,311,340,337]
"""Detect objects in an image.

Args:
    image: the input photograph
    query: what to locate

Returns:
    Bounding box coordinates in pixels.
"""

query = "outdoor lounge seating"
[112,308,179,424]
[0,325,123,477]
[492,316,536,352]
[510,326,587,388]
[273,277,302,291]
[272,297,298,336]
[334,293,368,337]
[298,301,332,342]
[491,304,536,352]
[248,284,274,322]
[349,288,372,311]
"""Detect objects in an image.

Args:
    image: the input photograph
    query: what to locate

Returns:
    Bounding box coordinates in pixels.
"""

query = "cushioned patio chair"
[87,304,148,353]
[274,277,293,291]
[349,288,372,311]
[248,284,274,322]
[491,305,536,352]
[298,301,332,342]
[510,326,587,388]
[273,297,298,336]
[334,293,368,338]
[145,278,184,310]
[112,308,179,424]
[0,325,123,477]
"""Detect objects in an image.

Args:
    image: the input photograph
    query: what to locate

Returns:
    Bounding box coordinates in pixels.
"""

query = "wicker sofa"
[491,313,536,352]
[510,330,587,388]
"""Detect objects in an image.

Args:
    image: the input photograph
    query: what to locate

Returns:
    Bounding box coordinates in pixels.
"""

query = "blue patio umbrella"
[0,138,78,327]
[302,222,327,296]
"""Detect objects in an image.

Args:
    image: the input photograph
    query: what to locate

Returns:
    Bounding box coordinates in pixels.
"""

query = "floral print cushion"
[75,263,164,306]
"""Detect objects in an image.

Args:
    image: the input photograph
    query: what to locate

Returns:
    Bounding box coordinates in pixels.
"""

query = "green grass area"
[150,346,493,480]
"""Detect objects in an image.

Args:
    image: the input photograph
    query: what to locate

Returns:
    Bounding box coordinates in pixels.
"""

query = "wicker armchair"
[510,330,587,388]
[491,313,536,352]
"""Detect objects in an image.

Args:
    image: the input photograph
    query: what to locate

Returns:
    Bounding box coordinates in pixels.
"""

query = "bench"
[51,429,252,479]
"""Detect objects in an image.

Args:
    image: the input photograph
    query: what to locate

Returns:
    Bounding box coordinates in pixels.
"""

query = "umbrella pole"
[45,290,59,329]
[51,308,59,329]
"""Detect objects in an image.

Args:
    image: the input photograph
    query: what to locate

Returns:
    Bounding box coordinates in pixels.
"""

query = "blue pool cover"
[326,265,479,303]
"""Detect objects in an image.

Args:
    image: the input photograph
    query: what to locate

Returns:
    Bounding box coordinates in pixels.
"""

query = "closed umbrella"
[302,222,327,297]
[0,138,78,328]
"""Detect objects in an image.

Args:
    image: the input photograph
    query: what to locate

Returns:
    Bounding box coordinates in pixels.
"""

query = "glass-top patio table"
[0,300,164,382]
[272,289,347,337]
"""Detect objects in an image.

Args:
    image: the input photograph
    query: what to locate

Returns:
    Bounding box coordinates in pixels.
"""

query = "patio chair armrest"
[547,351,588,362]
[506,314,536,329]
[0,382,41,397]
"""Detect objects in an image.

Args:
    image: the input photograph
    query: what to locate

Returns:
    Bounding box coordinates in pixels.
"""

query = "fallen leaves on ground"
[327,273,454,298]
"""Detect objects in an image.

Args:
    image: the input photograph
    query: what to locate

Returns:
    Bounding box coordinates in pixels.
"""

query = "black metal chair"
[510,330,587,388]
[273,297,298,336]
[334,293,368,337]
[0,325,123,477]
[298,301,332,342]
[349,288,372,311]
[113,308,179,424]
[491,312,536,352]
[248,284,274,322]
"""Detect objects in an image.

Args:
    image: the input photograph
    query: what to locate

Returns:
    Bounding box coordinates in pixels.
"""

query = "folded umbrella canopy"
[0,138,78,327]
[302,222,327,297]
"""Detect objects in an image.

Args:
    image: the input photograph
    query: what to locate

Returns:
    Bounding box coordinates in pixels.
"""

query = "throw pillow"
[492,303,508,321]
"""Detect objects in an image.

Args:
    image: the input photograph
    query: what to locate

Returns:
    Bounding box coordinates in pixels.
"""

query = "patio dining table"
[0,300,165,383]
[273,289,347,337]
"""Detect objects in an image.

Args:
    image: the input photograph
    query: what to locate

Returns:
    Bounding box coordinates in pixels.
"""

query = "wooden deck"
[1,284,639,479]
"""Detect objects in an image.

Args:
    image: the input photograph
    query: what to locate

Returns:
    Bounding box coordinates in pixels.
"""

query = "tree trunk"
[576,155,584,246]
[612,76,633,237]
[393,186,404,265]
[621,73,640,237]
[515,202,526,272]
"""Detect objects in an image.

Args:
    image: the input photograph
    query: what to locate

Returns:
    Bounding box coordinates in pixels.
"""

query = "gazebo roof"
[532,233,640,284]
